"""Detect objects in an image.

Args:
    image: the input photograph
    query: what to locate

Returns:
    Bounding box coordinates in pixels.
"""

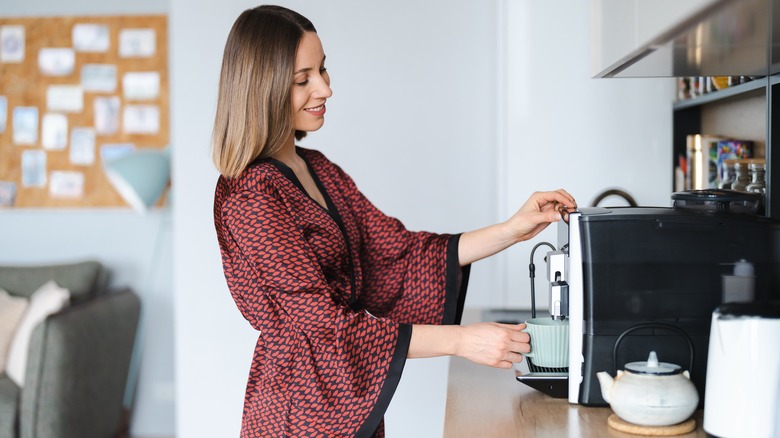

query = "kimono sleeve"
[333,165,470,326]
[219,187,410,437]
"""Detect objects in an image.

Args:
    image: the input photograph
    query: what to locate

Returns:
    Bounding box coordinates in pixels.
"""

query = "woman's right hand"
[454,322,530,369]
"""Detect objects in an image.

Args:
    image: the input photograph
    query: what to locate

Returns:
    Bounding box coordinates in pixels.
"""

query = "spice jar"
[746,161,766,195]
[719,159,737,189]
[731,160,752,192]
[746,161,766,215]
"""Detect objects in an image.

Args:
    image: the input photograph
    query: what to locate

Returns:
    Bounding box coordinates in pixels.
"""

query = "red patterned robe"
[214,147,470,437]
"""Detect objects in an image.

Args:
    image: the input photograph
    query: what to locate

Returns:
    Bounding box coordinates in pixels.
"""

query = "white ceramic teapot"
[597,351,699,426]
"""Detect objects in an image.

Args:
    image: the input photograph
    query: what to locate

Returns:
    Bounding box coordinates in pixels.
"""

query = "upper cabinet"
[590,0,776,78]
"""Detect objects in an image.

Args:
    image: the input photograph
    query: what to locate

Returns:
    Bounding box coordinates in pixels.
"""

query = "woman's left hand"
[506,189,577,243]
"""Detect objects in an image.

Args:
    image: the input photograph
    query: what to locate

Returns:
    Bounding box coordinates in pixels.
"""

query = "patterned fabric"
[214,147,469,437]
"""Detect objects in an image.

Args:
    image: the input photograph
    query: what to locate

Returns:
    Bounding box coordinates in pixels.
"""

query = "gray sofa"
[0,261,141,438]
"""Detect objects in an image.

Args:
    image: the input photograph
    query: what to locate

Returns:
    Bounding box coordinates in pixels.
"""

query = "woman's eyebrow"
[294,56,326,74]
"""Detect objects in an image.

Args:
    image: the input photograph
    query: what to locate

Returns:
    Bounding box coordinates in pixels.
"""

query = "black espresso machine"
[517,205,780,406]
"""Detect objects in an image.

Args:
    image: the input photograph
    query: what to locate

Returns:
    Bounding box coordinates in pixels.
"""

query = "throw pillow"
[5,280,70,386]
[0,289,29,376]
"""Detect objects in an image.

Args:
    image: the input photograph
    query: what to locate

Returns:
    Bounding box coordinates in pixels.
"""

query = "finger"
[554,188,577,207]
[506,351,525,362]
[550,189,576,207]
[495,360,514,369]
[510,331,530,343]
[509,341,530,354]
[561,208,571,224]
[527,210,563,224]
[534,190,576,209]
[493,322,526,331]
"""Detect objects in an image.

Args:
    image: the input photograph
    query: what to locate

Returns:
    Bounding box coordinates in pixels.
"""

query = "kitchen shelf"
[592,0,780,218]
[673,75,778,218]
[673,78,773,110]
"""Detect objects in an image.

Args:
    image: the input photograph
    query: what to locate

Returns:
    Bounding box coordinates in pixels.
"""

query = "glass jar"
[719,159,737,189]
[731,161,751,192]
[746,162,766,195]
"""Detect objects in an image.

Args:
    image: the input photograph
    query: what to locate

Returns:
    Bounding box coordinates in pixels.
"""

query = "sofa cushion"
[0,260,105,303]
[0,290,28,376]
[5,281,70,386]
[0,376,19,438]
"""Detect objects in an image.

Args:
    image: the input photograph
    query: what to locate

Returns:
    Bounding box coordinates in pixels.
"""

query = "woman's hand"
[458,189,577,266]
[505,189,577,243]
[408,323,530,369]
[454,322,530,369]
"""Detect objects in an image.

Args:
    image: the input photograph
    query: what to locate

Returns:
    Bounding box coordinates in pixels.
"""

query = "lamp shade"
[104,148,171,212]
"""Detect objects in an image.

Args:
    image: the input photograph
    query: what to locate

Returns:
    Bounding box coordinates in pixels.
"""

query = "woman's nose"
[314,76,332,99]
[315,84,332,99]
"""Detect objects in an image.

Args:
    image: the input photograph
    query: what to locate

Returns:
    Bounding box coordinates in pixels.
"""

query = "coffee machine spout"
[550,277,569,320]
[547,249,569,320]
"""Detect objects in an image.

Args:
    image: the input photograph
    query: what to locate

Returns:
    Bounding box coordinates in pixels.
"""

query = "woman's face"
[291,31,332,134]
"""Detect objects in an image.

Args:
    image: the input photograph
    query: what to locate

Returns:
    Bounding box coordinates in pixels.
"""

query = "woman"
[212,5,576,437]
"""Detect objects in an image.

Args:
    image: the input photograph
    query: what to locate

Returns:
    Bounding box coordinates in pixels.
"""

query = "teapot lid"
[624,351,682,375]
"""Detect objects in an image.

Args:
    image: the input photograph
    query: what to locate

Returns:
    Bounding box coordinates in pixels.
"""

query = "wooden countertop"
[443,310,706,438]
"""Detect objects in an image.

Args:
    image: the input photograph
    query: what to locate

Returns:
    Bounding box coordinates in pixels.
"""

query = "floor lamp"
[103,147,171,416]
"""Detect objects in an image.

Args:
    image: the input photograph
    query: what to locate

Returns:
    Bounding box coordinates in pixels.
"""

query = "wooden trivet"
[607,414,696,436]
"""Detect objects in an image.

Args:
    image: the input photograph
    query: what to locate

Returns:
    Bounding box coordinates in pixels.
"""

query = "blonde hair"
[212,5,315,178]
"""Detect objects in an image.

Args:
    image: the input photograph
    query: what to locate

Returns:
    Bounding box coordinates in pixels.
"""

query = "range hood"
[591,0,777,78]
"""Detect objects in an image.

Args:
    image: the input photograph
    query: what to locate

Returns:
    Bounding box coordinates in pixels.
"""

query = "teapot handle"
[611,322,695,376]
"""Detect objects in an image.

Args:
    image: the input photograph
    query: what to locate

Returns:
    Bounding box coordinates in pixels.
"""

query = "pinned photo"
[73,23,110,52]
[94,96,120,135]
[0,25,24,63]
[49,171,85,199]
[42,113,68,150]
[123,105,160,134]
[119,28,156,57]
[21,150,46,187]
[0,181,16,207]
[0,96,6,133]
[82,64,117,92]
[12,106,38,145]
[123,72,160,100]
[70,128,96,165]
[47,85,84,113]
[38,48,76,76]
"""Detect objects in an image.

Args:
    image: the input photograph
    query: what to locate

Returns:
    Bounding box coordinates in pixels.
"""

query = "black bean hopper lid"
[671,189,761,214]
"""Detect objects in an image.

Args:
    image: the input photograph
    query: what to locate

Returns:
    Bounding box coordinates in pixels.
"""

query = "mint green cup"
[521,318,569,368]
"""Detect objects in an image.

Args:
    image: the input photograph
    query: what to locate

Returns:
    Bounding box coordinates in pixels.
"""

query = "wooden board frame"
[0,15,168,208]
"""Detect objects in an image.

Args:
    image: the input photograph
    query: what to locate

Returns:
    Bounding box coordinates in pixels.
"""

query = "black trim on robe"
[356,323,412,438]
[443,234,471,325]
[268,154,362,309]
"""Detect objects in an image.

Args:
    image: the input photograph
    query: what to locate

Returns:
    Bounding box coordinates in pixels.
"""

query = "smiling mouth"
[304,104,326,116]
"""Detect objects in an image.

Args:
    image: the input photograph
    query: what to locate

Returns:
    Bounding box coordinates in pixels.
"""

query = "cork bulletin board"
[0,15,168,208]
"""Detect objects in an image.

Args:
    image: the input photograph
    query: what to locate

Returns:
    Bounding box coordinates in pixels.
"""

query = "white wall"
[171,1,497,437]
[0,1,175,437]
[500,0,675,310]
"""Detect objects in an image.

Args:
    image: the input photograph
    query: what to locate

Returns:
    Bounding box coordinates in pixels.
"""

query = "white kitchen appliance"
[704,302,780,438]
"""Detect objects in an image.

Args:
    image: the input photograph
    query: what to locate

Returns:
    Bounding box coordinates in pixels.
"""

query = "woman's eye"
[320,67,327,73]
[295,79,309,86]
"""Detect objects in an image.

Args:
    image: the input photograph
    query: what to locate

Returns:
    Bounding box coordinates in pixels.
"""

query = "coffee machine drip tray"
[515,360,569,398]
